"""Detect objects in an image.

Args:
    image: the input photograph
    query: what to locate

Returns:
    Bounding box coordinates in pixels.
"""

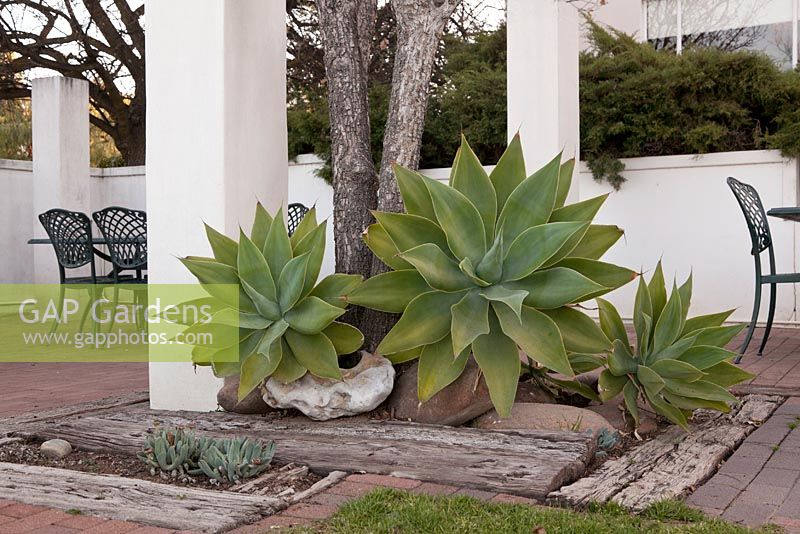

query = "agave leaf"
[238,330,265,362]
[237,230,278,306]
[661,391,731,413]
[554,258,637,297]
[662,378,737,404]
[284,296,345,335]
[480,285,528,320]
[650,359,705,381]
[377,290,467,355]
[678,273,693,327]
[289,206,318,249]
[241,279,281,321]
[568,353,605,374]
[633,277,653,355]
[181,321,239,350]
[207,307,258,328]
[608,339,637,377]
[652,284,683,355]
[475,232,504,284]
[277,253,310,312]
[284,329,341,380]
[623,381,641,426]
[458,257,491,287]
[450,135,497,244]
[451,290,490,355]
[492,303,573,377]
[373,211,452,257]
[238,347,280,401]
[323,321,364,355]
[292,221,327,297]
[363,223,414,270]
[345,270,431,313]
[270,338,306,384]
[677,345,738,370]
[702,361,754,388]
[205,223,238,267]
[309,273,363,309]
[543,306,611,354]
[179,257,241,307]
[422,175,487,264]
[384,346,423,364]
[472,313,521,418]
[251,202,274,250]
[555,158,576,209]
[681,310,735,337]
[503,222,587,282]
[395,165,436,221]
[638,313,653,358]
[597,298,629,346]
[237,313,271,330]
[599,369,628,401]
[400,243,473,292]
[418,336,470,402]
[646,390,689,430]
[264,208,293,277]
[568,225,624,260]
[509,268,606,309]
[212,360,242,377]
[544,195,609,267]
[489,133,526,213]
[648,261,667,326]
[647,334,697,365]
[691,324,745,348]
[497,153,560,246]
[255,319,289,357]
[549,376,601,402]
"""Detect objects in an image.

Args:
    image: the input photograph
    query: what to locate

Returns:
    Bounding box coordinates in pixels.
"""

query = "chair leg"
[736,282,762,364]
[758,283,777,356]
[47,285,66,337]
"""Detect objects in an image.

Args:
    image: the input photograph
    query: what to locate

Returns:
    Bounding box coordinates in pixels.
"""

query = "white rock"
[40,439,72,459]
[262,352,395,421]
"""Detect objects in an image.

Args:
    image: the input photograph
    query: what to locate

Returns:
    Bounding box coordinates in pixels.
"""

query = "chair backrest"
[38,209,95,270]
[288,203,309,236]
[727,177,772,256]
[92,206,148,270]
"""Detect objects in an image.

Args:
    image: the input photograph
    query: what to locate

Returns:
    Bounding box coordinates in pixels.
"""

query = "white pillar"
[32,77,90,283]
[146,0,288,411]
[507,0,579,195]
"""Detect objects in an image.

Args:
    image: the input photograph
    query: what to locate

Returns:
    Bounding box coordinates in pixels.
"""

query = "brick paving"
[734,327,800,392]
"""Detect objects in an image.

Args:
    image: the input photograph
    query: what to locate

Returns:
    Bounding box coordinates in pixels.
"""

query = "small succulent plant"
[597,262,754,430]
[180,203,364,401]
[197,436,276,483]
[137,427,214,477]
[346,135,636,417]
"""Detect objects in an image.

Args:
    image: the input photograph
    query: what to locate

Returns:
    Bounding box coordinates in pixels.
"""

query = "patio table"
[767,207,800,222]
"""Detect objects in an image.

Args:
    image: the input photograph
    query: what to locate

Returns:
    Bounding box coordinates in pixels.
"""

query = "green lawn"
[293,488,781,534]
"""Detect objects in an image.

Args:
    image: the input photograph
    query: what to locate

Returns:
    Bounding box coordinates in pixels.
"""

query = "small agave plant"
[597,262,754,430]
[180,204,364,400]
[346,135,637,417]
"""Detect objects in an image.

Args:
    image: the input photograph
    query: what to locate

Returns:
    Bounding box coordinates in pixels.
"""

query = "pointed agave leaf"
[703,361,754,388]
[497,153,560,246]
[373,211,452,256]
[475,232,504,284]
[489,133,526,213]
[284,296,345,335]
[384,346,423,364]
[289,206,318,249]
[645,389,689,430]
[508,268,606,309]
[238,346,281,401]
[647,334,697,365]
[555,158,576,209]
[292,221,327,296]
[568,225,624,260]
[633,277,653,355]
[400,243,472,292]
[458,257,491,287]
[480,285,528,320]
[451,290,490,355]
[270,338,306,384]
[543,306,612,354]
[237,231,276,302]
[652,284,683,355]
[492,303,573,376]
[662,379,737,404]
[450,135,497,244]
[377,290,467,355]
[503,222,587,281]
[648,261,667,326]
[681,309,735,336]
[395,165,437,221]
[678,345,738,370]
[569,353,605,374]
[597,298,629,346]
[661,391,731,413]
[421,175,487,264]
[550,377,601,402]
[472,313,521,418]
[363,223,414,270]
[284,329,342,381]
[544,194,609,267]
[309,273,363,309]
[554,258,637,297]
[623,381,641,427]
[650,359,705,381]
[205,223,238,267]
[255,319,289,357]
[277,253,310,312]
[264,207,293,278]
[323,322,364,355]
[418,336,470,402]
[678,273,693,327]
[345,270,431,313]
[608,339,637,377]
[241,279,281,321]
[212,360,242,378]
[691,324,746,347]
[251,202,274,250]
[599,369,629,401]
[180,256,239,290]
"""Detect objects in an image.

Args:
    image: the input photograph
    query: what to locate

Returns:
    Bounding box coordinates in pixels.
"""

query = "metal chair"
[727,177,800,362]
[92,206,147,283]
[288,203,309,236]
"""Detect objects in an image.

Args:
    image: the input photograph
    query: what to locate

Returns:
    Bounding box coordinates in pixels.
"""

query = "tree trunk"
[362,0,460,349]
[316,0,378,334]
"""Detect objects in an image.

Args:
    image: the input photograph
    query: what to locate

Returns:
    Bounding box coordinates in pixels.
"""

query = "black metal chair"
[92,206,147,283]
[727,177,800,362]
[288,203,309,236]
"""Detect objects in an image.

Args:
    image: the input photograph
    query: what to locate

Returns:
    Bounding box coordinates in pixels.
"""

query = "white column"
[507,0,579,198]
[146,0,288,411]
[32,76,90,283]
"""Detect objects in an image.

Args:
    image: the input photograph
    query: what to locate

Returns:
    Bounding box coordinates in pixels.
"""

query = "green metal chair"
[727,177,800,362]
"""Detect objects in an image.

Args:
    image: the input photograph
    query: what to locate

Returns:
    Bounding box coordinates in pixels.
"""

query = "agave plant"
[596,262,754,430]
[180,203,364,401]
[346,135,636,417]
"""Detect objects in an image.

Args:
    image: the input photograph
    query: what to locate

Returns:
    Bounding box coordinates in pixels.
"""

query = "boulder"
[40,439,72,459]
[474,403,613,435]
[217,375,273,414]
[262,352,394,421]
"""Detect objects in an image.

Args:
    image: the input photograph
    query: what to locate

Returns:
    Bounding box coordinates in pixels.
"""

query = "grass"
[293,488,781,534]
